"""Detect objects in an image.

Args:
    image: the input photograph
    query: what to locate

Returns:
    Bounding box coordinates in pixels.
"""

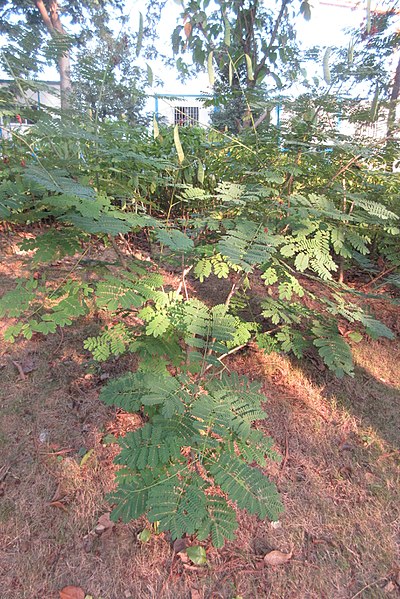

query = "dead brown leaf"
[177,551,190,564]
[190,588,202,599]
[59,586,85,599]
[11,357,36,379]
[49,501,68,512]
[384,581,396,593]
[173,537,189,553]
[95,512,115,538]
[264,549,293,566]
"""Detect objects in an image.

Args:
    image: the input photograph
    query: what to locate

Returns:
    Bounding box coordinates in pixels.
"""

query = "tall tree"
[0,0,124,109]
[72,28,147,124]
[170,0,310,90]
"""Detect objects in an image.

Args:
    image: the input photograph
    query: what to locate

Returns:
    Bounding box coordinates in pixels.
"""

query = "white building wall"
[154,94,212,127]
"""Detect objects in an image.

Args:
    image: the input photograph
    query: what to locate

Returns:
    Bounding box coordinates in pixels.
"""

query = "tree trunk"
[34,0,71,110]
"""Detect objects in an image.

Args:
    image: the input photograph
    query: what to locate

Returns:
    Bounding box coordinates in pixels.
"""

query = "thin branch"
[34,0,54,33]
[363,265,397,290]
[203,343,249,375]
[350,578,387,599]
[254,0,289,80]
[108,235,131,271]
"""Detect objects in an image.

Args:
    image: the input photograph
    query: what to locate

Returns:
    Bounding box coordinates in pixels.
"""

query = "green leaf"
[207,51,215,86]
[138,528,152,543]
[323,47,331,85]
[208,454,282,521]
[300,1,311,21]
[174,125,185,163]
[312,322,354,377]
[186,546,207,565]
[197,160,205,184]
[224,18,231,46]
[147,63,153,87]
[136,12,144,57]
[80,448,94,467]
[156,227,194,252]
[245,54,254,81]
[146,312,171,337]
[348,331,363,343]
[294,252,309,272]
[153,114,159,139]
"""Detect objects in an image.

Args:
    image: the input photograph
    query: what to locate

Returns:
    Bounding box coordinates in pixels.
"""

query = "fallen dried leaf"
[177,551,189,564]
[49,501,68,512]
[173,537,189,553]
[59,586,85,599]
[97,512,114,529]
[384,581,395,593]
[12,360,26,379]
[95,512,115,539]
[94,524,106,535]
[51,482,66,503]
[190,588,201,599]
[12,357,36,379]
[264,549,293,566]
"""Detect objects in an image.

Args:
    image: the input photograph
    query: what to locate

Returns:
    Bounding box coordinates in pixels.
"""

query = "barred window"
[174,106,199,126]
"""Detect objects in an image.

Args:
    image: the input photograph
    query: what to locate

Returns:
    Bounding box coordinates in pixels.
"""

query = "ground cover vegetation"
[0,0,399,596]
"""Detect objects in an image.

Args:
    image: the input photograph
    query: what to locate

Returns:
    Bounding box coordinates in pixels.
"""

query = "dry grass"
[0,247,399,599]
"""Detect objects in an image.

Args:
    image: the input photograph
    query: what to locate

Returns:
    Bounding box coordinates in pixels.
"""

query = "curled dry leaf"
[49,500,68,512]
[264,549,293,566]
[59,586,85,599]
[177,551,190,564]
[173,537,189,553]
[96,512,115,538]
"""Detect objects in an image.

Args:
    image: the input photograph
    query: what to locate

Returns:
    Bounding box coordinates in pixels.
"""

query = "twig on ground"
[225,282,237,308]
[0,464,11,483]
[176,265,193,298]
[363,265,397,290]
[350,578,387,599]
[279,431,289,475]
[203,343,249,375]
[54,326,64,354]
[12,360,26,380]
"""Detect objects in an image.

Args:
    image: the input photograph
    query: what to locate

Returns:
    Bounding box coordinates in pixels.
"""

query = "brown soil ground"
[0,237,399,599]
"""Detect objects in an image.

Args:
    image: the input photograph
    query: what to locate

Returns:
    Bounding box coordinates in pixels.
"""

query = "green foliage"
[312,322,354,377]
[19,229,82,264]
[103,371,282,547]
[1,20,399,549]
[218,219,281,273]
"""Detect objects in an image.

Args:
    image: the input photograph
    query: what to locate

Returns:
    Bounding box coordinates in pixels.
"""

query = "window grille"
[174,106,199,126]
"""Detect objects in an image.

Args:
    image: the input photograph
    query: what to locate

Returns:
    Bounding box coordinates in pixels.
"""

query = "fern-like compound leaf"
[99,372,190,418]
[312,322,354,377]
[147,472,207,539]
[218,219,279,272]
[196,495,238,548]
[208,454,283,521]
[115,415,196,470]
